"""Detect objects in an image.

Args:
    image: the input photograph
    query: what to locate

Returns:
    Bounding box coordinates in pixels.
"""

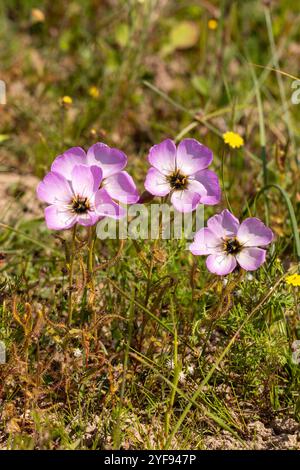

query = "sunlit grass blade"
[255,184,300,263]
[130,349,244,448]
[164,270,291,448]
[0,221,63,256]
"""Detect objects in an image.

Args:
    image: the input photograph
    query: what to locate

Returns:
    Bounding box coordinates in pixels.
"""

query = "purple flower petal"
[171,189,201,213]
[37,172,72,205]
[95,188,126,219]
[44,205,76,230]
[148,139,176,175]
[71,165,102,198]
[104,171,139,204]
[176,139,213,176]
[236,247,266,271]
[206,253,237,276]
[189,228,222,255]
[237,218,274,247]
[144,167,171,196]
[87,143,127,178]
[51,147,87,180]
[190,169,221,205]
[207,209,239,239]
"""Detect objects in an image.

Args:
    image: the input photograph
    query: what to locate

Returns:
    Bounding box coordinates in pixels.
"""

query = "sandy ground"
[203,418,300,450]
[0,172,42,224]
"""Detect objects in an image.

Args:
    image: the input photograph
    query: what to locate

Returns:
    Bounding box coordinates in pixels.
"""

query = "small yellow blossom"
[208,19,218,30]
[88,86,100,99]
[223,131,244,149]
[31,8,45,23]
[60,96,73,107]
[286,273,300,287]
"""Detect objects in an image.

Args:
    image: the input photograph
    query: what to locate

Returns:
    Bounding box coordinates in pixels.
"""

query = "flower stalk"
[68,224,77,326]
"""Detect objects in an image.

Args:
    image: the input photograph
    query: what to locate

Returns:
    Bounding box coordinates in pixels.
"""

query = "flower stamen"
[167,170,188,190]
[223,237,241,254]
[71,196,90,214]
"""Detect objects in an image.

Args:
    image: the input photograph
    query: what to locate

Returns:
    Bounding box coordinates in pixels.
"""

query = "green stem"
[221,146,233,213]
[249,61,270,223]
[139,197,166,350]
[113,287,135,449]
[68,224,77,326]
[87,226,96,290]
[87,226,97,340]
[164,300,180,442]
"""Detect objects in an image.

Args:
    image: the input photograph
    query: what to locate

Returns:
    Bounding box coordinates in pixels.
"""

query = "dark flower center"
[223,237,241,254]
[72,196,90,214]
[168,170,188,190]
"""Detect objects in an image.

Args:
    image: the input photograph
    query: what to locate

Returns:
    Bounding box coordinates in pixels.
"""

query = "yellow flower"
[31,8,45,23]
[223,131,244,149]
[286,273,300,287]
[88,86,100,99]
[208,19,218,30]
[60,96,73,107]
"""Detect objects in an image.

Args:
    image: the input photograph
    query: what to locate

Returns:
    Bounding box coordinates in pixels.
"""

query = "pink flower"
[37,165,125,230]
[189,209,274,275]
[144,138,221,212]
[37,143,139,230]
[51,144,139,205]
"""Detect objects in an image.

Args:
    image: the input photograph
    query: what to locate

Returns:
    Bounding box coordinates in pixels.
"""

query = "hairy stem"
[68,224,77,326]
